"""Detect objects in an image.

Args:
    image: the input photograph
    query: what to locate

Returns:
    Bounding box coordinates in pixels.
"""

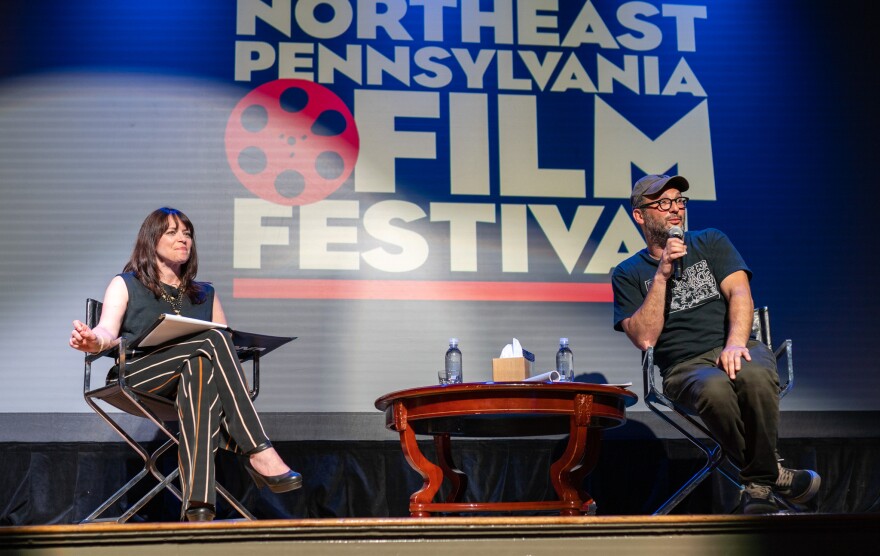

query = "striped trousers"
[122,329,271,507]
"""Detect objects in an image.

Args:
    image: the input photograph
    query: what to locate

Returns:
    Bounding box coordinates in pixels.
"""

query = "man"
[611,174,820,514]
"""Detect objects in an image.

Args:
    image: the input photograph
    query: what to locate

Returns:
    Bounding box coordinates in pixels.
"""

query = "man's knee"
[735,364,780,397]
[694,372,737,408]
[667,370,736,415]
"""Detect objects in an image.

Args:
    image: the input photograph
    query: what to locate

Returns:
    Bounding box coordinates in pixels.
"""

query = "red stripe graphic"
[234,278,613,302]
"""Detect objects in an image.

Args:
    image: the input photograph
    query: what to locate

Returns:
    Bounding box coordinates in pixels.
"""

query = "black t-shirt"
[119,272,214,342]
[611,228,751,371]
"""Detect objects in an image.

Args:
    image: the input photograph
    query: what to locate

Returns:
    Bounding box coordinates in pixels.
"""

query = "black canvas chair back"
[81,298,280,523]
[642,306,794,515]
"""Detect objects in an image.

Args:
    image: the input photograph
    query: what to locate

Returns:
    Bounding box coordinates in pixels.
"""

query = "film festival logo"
[225,79,360,207]
[222,77,622,303]
[220,1,716,301]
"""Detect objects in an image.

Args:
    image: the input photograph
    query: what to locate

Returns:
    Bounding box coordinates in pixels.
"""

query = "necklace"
[160,284,184,315]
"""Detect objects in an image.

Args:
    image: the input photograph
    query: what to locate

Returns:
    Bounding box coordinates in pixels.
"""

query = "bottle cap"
[449,338,459,347]
[560,337,569,345]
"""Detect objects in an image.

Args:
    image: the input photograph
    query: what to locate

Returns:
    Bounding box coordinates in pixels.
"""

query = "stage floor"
[3,514,880,555]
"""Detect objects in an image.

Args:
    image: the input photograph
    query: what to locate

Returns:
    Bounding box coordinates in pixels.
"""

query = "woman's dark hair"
[123,207,208,303]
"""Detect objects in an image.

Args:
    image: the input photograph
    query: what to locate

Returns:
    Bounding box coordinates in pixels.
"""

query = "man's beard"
[645,219,669,247]
[643,215,671,247]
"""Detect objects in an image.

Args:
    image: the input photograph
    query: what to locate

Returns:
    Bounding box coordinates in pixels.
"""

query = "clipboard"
[129,314,296,359]
[131,313,228,348]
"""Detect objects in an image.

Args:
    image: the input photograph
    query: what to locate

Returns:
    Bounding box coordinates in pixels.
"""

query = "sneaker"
[775,463,821,504]
[742,483,779,514]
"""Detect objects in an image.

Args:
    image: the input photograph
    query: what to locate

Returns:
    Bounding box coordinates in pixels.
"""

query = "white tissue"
[499,338,523,358]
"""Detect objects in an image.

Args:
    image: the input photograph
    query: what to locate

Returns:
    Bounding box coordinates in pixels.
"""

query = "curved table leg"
[570,431,602,514]
[549,415,588,515]
[393,401,444,517]
[549,393,597,516]
[434,433,467,503]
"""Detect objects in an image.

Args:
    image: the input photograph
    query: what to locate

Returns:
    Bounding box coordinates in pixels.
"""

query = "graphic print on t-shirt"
[646,260,720,313]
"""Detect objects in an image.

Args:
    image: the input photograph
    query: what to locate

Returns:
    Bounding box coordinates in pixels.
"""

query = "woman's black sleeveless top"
[118,272,214,342]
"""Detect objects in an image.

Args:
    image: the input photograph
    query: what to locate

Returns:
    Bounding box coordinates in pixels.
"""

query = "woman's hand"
[69,320,99,352]
[70,320,118,353]
[71,276,128,354]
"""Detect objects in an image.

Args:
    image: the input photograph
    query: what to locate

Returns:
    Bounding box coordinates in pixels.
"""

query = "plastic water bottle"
[445,338,463,383]
[556,338,574,382]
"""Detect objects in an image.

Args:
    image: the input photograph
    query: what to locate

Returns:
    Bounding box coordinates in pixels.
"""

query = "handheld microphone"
[668,226,684,280]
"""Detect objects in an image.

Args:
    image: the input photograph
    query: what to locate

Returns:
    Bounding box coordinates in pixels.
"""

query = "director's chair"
[642,306,794,514]
[80,298,291,522]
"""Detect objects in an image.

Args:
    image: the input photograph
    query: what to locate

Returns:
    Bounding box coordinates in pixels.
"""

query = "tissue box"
[492,357,533,381]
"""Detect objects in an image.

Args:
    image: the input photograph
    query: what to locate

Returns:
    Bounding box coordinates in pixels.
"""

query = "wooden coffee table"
[375,382,637,516]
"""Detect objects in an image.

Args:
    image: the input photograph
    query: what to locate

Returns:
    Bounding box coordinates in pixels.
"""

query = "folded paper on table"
[600,382,633,388]
[524,370,561,382]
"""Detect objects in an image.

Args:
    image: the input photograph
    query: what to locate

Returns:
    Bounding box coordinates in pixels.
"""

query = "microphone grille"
[668,226,684,239]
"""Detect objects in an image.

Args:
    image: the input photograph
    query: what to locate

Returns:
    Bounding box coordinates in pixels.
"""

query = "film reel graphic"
[225,79,359,206]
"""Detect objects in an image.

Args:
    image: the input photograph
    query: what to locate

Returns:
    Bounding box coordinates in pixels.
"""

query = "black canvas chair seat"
[87,383,179,422]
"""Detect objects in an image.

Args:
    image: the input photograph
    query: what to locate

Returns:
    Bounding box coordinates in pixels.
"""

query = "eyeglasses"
[637,197,689,211]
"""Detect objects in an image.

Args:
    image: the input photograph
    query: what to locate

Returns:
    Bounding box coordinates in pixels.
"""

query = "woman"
[69,207,301,522]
